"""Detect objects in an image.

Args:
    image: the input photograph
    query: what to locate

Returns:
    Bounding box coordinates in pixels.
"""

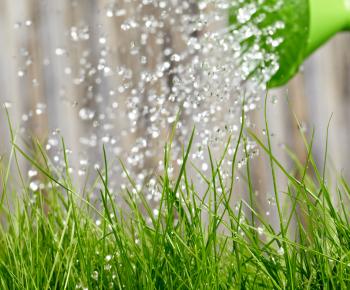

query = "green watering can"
[230,0,350,87]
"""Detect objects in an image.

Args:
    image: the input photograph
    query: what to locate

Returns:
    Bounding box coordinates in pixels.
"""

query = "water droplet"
[201,163,208,172]
[14,22,21,29]
[2,102,12,109]
[55,48,66,56]
[29,181,39,192]
[64,67,72,75]
[79,108,95,121]
[28,169,38,178]
[277,247,285,256]
[115,9,126,17]
[35,102,46,115]
[170,54,181,62]
[267,196,276,206]
[91,271,99,281]
[257,226,264,235]
[99,37,107,45]
[106,9,114,18]
[17,70,25,77]
[237,4,257,24]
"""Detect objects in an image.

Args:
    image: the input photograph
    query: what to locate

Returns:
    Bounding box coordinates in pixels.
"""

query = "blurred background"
[1,0,350,209]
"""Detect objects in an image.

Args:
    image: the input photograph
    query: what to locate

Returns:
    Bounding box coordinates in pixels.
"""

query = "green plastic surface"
[271,0,350,87]
[267,0,309,87]
[229,0,350,87]
[307,0,350,55]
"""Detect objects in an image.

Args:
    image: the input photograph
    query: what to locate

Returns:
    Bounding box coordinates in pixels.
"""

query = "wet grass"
[0,101,350,289]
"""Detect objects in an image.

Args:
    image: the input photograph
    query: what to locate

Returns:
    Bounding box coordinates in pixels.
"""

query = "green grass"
[0,101,350,289]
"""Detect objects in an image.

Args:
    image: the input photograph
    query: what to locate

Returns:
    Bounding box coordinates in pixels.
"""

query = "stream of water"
[4,0,285,203]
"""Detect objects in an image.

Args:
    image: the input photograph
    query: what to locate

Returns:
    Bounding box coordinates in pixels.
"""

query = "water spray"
[7,0,350,193]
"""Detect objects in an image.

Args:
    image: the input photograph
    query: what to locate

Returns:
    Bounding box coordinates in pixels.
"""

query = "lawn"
[0,102,349,289]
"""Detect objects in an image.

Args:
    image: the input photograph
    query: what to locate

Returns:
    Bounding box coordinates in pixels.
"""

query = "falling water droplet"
[55,48,66,56]
[29,181,39,192]
[28,169,38,178]
[2,102,12,109]
[79,108,95,121]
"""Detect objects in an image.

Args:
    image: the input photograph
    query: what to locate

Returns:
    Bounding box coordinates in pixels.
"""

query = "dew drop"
[277,247,285,256]
[91,271,99,281]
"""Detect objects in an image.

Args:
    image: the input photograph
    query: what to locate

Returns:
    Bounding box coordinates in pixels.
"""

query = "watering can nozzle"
[229,0,350,87]
[268,0,350,87]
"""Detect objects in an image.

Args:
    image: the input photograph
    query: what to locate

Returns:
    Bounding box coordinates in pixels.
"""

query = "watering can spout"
[229,0,350,87]
[267,0,350,87]
[306,0,350,56]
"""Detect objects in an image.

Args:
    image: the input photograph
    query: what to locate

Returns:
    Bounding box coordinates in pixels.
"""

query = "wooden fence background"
[1,1,350,214]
